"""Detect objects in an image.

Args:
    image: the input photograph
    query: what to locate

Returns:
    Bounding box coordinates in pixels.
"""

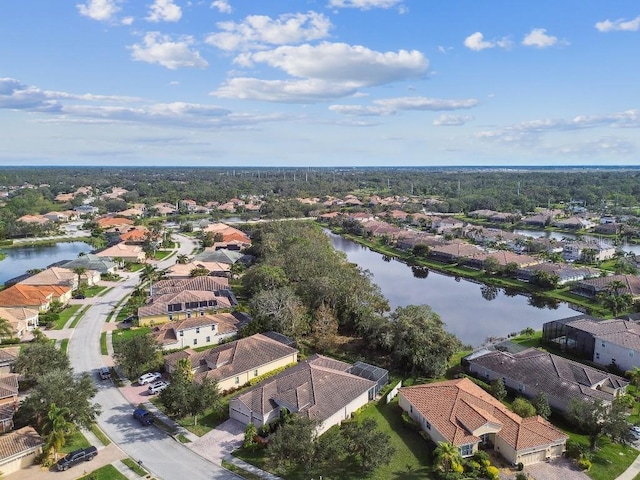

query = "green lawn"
[84,285,107,297]
[100,332,108,355]
[78,464,129,480]
[53,304,82,330]
[60,339,69,354]
[61,430,90,453]
[563,430,637,480]
[121,457,148,477]
[111,327,151,355]
[90,423,111,446]
[154,250,173,260]
[233,398,432,480]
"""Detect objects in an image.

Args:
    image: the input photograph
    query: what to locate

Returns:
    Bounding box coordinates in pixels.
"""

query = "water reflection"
[481,285,499,301]
[326,230,576,347]
[411,266,429,279]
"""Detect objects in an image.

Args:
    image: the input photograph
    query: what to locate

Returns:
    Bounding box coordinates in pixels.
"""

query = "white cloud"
[555,137,636,156]
[77,0,121,22]
[130,32,208,69]
[328,0,402,9]
[464,32,512,51]
[595,15,640,32]
[211,0,232,14]
[122,16,134,25]
[146,0,182,23]
[205,11,331,51]
[433,114,475,126]
[0,77,290,130]
[522,28,560,48]
[478,109,640,148]
[330,96,478,116]
[243,43,427,84]
[214,42,427,102]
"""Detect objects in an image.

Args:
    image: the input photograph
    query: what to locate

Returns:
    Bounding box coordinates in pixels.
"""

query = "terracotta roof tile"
[0,426,43,461]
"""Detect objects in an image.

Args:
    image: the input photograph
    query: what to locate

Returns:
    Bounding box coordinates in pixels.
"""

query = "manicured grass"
[154,250,173,260]
[122,457,148,477]
[233,398,432,480]
[78,464,129,480]
[151,395,229,437]
[60,339,69,355]
[61,430,91,453]
[176,434,191,444]
[53,304,82,330]
[128,263,145,272]
[84,285,107,297]
[111,327,151,355]
[100,332,108,355]
[90,423,111,446]
[70,305,91,328]
[563,431,637,480]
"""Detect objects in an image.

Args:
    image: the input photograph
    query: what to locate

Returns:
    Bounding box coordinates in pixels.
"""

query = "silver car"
[138,372,162,385]
[148,380,169,395]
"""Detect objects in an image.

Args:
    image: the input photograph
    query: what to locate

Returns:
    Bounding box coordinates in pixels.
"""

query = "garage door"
[229,406,250,425]
[518,450,546,466]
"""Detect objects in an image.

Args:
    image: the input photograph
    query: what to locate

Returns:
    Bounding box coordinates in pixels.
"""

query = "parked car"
[72,293,86,299]
[56,446,97,471]
[98,367,111,380]
[630,425,640,439]
[133,408,154,426]
[138,372,162,385]
[148,380,169,395]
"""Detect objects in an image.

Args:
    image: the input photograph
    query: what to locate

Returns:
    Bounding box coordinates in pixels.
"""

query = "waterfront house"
[150,312,244,350]
[96,242,145,264]
[399,378,567,466]
[465,348,627,413]
[229,355,384,435]
[0,307,39,338]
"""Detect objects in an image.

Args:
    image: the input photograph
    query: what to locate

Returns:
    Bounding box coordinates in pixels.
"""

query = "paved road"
[67,234,241,480]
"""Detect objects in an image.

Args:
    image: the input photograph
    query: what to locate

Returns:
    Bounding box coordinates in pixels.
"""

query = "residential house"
[432,217,465,234]
[18,267,78,291]
[429,241,483,263]
[201,223,251,246]
[96,217,134,231]
[399,378,568,466]
[119,227,150,244]
[96,242,145,264]
[468,251,541,270]
[0,426,44,475]
[544,315,640,372]
[521,213,552,228]
[164,261,230,279]
[0,307,39,338]
[74,205,99,215]
[465,348,627,413]
[571,274,640,301]
[0,373,19,432]
[164,333,299,392]
[554,216,595,230]
[17,214,50,225]
[153,203,178,216]
[518,263,600,285]
[150,276,230,297]
[230,355,385,435]
[118,208,145,218]
[150,312,245,350]
[62,254,117,274]
[193,248,248,265]
[0,348,19,374]
[137,290,232,326]
[562,241,616,262]
[0,284,57,311]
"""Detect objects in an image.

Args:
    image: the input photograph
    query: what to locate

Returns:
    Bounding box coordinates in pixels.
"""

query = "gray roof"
[62,254,115,273]
[233,354,376,423]
[194,248,245,264]
[151,276,229,297]
[469,348,628,406]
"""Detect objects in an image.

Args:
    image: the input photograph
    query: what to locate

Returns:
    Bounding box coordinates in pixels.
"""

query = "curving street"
[66,234,241,480]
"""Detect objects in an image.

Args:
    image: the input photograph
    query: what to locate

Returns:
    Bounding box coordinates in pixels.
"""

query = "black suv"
[56,446,98,471]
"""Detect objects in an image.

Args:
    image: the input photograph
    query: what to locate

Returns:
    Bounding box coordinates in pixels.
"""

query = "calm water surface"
[0,242,92,285]
[327,231,576,347]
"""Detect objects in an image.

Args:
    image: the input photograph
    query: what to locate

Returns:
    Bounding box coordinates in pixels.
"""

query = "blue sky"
[1,0,639,166]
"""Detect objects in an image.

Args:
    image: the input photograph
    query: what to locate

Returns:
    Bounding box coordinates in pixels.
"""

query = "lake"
[0,241,93,285]
[326,231,576,347]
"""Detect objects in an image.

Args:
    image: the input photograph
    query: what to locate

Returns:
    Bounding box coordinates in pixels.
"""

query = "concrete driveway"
[499,457,589,480]
[187,419,245,464]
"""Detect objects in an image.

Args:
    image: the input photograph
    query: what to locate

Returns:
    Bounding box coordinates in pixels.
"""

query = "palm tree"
[433,441,464,476]
[176,254,190,265]
[43,403,75,462]
[0,317,14,342]
[139,264,159,285]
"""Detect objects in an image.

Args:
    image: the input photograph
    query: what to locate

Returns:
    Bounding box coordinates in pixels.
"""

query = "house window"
[425,421,431,430]
[187,312,191,319]
[169,314,173,321]
[602,342,606,348]
[518,383,525,393]
[459,444,474,457]
[409,405,413,413]
[630,351,635,358]
[193,339,198,345]
[212,325,216,331]
[200,311,205,316]
[235,376,240,384]
[179,331,183,337]
[596,353,600,359]
[196,328,200,334]
[254,369,258,377]
[206,336,210,343]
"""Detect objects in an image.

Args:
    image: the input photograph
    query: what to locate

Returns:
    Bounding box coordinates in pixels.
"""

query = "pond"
[326,231,577,347]
[0,241,93,285]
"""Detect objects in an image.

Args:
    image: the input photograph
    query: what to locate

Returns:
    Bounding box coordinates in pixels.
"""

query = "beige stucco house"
[399,378,567,466]
[0,426,44,475]
[229,355,379,435]
[150,312,241,350]
[164,333,298,392]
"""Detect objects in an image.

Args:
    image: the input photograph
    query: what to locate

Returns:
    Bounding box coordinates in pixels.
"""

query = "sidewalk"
[616,452,640,480]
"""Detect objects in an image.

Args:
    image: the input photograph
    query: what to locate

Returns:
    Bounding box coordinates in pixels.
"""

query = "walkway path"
[616,451,640,480]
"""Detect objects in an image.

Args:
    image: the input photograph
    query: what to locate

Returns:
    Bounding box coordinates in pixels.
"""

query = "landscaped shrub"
[515,473,528,480]
[578,457,592,471]
[517,461,524,471]
[485,465,500,480]
[565,439,586,460]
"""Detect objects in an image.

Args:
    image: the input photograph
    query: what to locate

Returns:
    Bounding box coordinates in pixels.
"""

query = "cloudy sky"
[1,0,639,166]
